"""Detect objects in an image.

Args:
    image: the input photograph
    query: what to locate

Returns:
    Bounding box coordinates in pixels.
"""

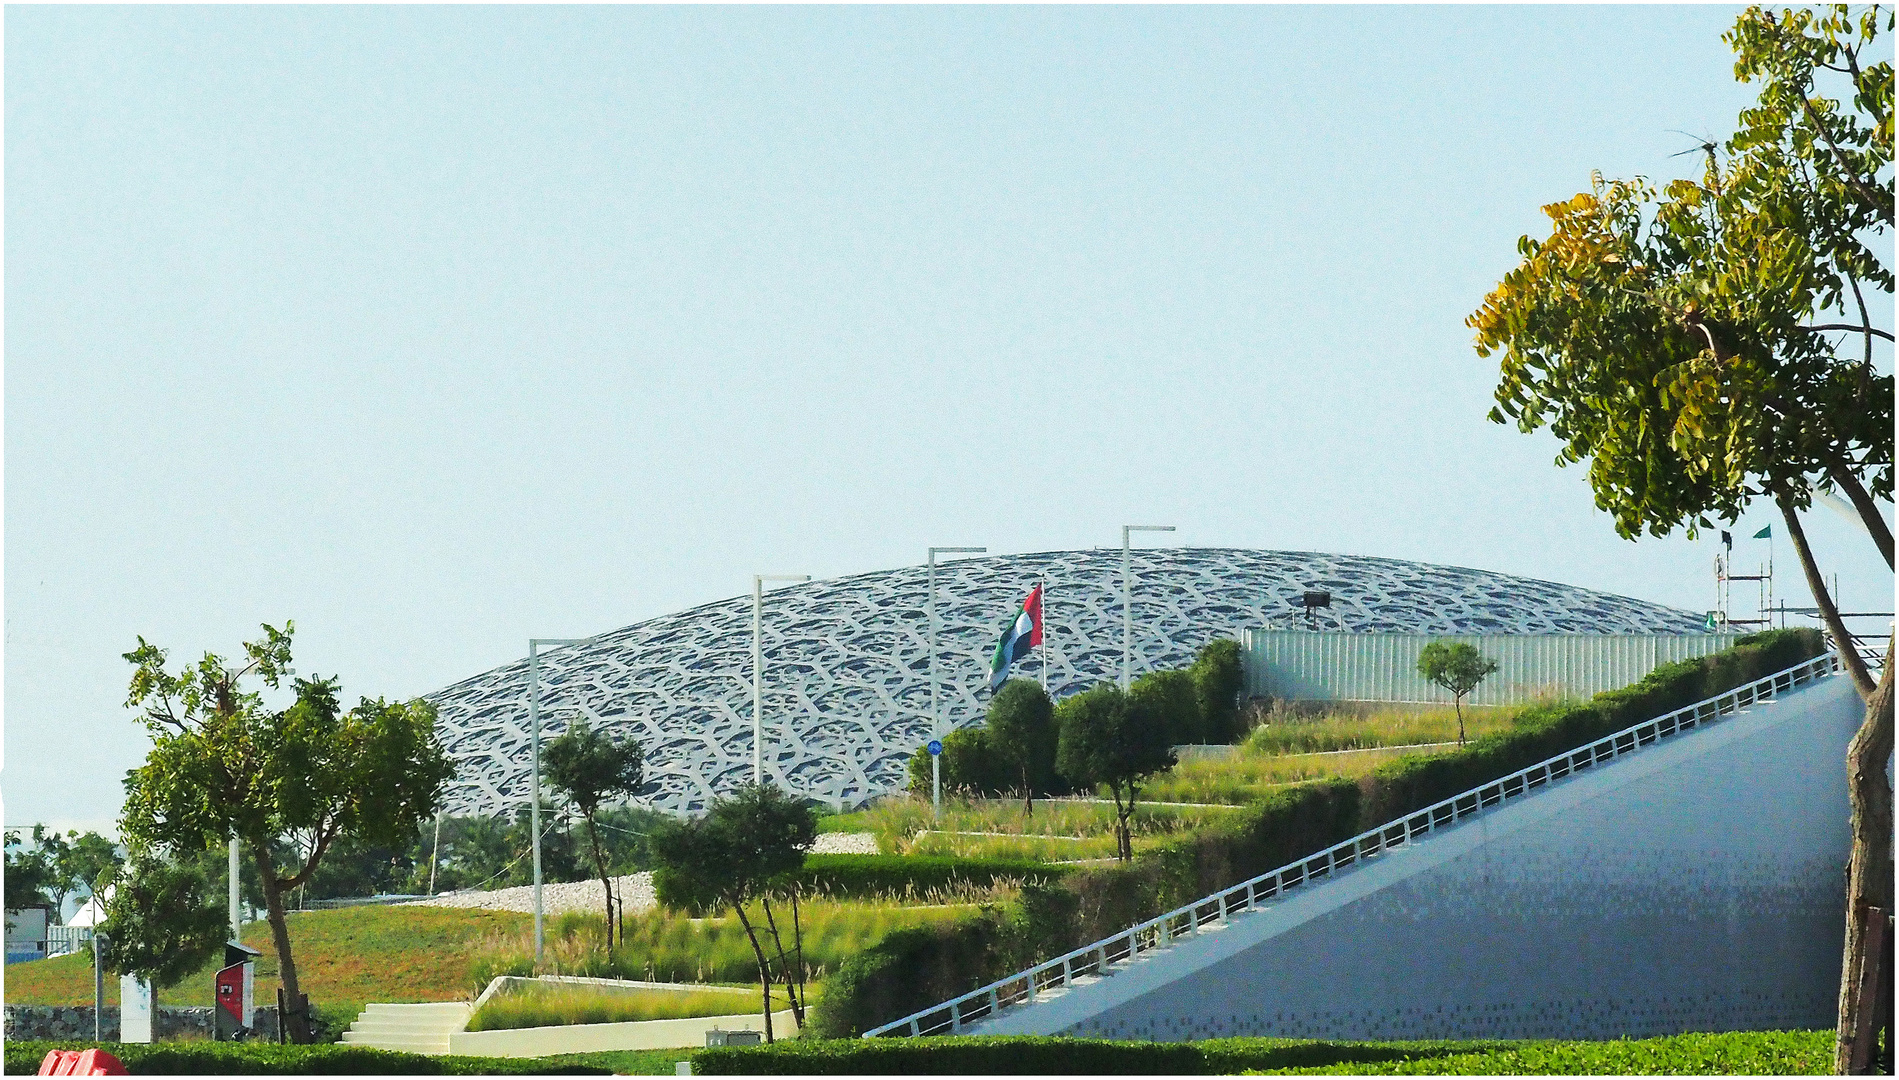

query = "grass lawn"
[3,905,528,1033]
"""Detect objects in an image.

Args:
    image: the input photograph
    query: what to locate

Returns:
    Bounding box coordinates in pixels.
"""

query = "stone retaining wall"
[3,1005,282,1042]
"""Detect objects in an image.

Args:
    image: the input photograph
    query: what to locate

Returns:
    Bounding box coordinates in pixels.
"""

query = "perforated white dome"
[427,548,1705,815]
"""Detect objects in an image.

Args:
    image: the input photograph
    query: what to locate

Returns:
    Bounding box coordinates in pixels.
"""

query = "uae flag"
[988,585,1043,691]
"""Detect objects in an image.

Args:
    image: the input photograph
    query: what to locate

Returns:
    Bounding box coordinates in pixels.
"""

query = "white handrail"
[864,652,1841,1038]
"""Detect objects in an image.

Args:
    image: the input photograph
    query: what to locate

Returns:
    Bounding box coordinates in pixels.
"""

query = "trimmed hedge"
[1,1040,608,1075]
[792,854,1068,899]
[692,1031,1832,1074]
[810,629,1829,1037]
[806,911,1015,1040]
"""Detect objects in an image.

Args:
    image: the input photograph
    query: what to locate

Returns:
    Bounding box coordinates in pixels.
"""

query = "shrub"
[1130,669,1202,745]
[806,912,1015,1039]
[1191,638,1247,744]
[906,728,1010,798]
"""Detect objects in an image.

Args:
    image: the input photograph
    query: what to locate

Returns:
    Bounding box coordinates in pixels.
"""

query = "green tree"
[651,784,817,1040]
[1054,683,1176,862]
[906,726,1008,799]
[3,829,56,913]
[986,679,1058,815]
[97,849,228,990]
[1468,7,1891,1067]
[1191,638,1248,744]
[59,832,125,909]
[117,623,455,1043]
[543,721,646,948]
[1415,642,1499,746]
[1130,669,1201,745]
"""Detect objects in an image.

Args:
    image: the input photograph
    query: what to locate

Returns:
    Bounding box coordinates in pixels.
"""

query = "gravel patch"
[404,872,656,916]
[810,832,880,855]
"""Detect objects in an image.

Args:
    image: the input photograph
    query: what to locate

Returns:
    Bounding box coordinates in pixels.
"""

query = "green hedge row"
[792,853,1068,899]
[1,1041,608,1075]
[811,629,1828,1036]
[693,1031,1832,1075]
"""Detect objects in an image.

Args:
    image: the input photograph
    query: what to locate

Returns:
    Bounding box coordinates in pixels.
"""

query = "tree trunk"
[582,815,615,950]
[1023,764,1034,818]
[1454,696,1466,746]
[1114,784,1134,863]
[1825,465,1895,570]
[1779,493,1877,699]
[759,896,804,1027]
[1835,642,1895,1074]
[733,904,774,1043]
[789,888,806,1023]
[252,845,310,1044]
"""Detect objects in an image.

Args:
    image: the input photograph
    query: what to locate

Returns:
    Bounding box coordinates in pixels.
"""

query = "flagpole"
[1039,575,1048,694]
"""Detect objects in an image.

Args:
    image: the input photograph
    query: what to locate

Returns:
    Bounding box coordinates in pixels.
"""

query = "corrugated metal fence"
[1238,630,1741,705]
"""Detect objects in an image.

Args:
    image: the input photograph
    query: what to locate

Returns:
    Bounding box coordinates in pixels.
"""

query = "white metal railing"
[864,651,1842,1038]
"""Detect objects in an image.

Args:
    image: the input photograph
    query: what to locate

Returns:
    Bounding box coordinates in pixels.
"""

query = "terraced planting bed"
[471,893,1002,987]
[818,703,1536,858]
[467,981,767,1031]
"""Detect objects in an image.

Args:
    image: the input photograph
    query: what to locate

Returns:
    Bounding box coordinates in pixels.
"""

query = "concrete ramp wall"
[975,671,1863,1042]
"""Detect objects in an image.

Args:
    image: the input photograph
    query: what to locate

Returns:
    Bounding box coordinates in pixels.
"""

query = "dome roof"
[427,548,1704,815]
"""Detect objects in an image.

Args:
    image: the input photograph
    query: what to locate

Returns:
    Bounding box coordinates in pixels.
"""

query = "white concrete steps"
[340,1002,472,1055]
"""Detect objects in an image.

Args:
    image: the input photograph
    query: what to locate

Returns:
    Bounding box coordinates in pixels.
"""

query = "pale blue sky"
[7,5,1891,832]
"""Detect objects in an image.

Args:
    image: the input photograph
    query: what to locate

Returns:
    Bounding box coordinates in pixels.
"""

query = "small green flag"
[1753,525,1772,539]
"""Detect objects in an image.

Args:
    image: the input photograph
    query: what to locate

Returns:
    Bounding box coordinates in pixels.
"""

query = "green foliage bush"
[1191,638,1247,744]
[1130,669,1201,745]
[805,913,1016,1040]
[906,727,1011,798]
[2,1040,608,1075]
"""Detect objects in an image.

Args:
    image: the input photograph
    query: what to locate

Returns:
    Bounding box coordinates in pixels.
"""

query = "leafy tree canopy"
[1470,5,1892,560]
[117,623,454,1042]
[1055,683,1176,861]
[985,679,1058,812]
[98,849,228,990]
[1190,638,1248,745]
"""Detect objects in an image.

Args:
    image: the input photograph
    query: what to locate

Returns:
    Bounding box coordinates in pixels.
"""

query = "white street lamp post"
[528,635,591,966]
[1121,525,1175,688]
[928,546,987,820]
[754,574,811,786]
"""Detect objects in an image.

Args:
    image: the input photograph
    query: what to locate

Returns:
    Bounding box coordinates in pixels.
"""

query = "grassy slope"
[3,905,527,1023]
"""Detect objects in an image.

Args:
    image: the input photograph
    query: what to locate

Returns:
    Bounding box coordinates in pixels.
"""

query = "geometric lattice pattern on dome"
[426,548,1707,817]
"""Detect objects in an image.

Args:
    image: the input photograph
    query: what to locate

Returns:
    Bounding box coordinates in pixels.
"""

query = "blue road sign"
[927,740,943,756]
